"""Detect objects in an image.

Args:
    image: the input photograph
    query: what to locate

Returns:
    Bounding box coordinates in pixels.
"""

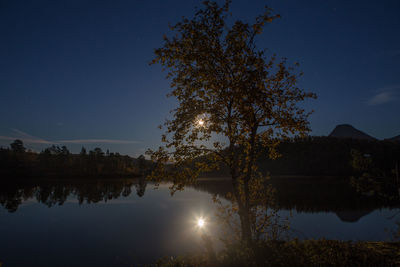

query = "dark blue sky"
[1,0,399,156]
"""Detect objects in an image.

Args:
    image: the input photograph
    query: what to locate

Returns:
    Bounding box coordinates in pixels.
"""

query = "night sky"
[1,0,399,156]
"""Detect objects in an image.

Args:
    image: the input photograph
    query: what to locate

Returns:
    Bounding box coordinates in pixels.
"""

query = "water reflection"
[0,179,217,266]
[193,177,400,222]
[0,178,146,213]
[0,177,399,266]
[1,177,399,223]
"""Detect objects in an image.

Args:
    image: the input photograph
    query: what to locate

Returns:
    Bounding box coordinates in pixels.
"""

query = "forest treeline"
[202,136,400,178]
[257,136,400,176]
[0,139,150,178]
[2,136,400,179]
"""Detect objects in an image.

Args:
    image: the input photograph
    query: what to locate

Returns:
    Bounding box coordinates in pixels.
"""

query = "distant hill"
[386,135,400,142]
[329,124,376,141]
[335,209,373,223]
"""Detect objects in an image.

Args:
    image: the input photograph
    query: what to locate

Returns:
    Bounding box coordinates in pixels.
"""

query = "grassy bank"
[156,240,400,267]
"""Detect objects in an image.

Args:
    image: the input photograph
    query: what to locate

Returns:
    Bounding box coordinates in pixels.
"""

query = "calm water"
[0,177,399,266]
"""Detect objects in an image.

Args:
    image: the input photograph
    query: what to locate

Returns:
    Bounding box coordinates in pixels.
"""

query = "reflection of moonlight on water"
[197,218,205,228]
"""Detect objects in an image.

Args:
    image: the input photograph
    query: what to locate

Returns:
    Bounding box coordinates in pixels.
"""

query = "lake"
[0,177,399,266]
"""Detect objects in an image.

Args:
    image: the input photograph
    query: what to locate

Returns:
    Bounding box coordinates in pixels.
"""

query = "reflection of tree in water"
[192,177,400,223]
[34,184,71,207]
[135,177,147,197]
[0,179,145,212]
[2,177,400,223]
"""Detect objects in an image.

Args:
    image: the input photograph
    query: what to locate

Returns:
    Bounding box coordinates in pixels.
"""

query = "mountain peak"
[329,124,376,140]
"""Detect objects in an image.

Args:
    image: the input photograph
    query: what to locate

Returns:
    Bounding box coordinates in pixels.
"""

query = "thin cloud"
[11,128,33,137]
[0,129,140,145]
[11,129,55,144]
[58,139,140,144]
[0,136,56,144]
[366,86,399,106]
[0,136,19,141]
[366,92,396,106]
[0,129,56,144]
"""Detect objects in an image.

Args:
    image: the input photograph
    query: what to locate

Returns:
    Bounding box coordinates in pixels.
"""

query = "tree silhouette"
[149,0,315,243]
[93,147,104,157]
[137,155,146,175]
[10,139,25,153]
[80,147,87,156]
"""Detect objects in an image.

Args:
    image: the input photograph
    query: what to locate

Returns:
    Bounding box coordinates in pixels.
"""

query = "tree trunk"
[231,175,252,245]
[227,121,254,245]
[239,124,258,244]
